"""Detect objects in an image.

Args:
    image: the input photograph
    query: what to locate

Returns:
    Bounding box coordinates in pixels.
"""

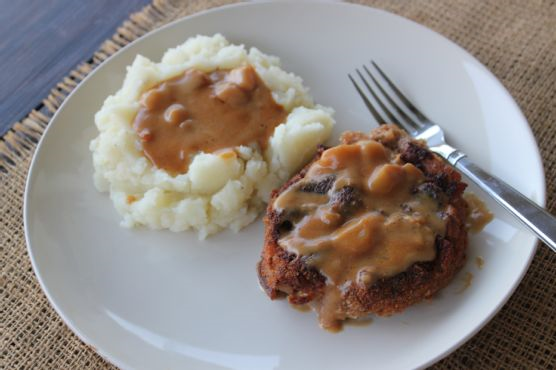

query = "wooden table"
[0,0,151,137]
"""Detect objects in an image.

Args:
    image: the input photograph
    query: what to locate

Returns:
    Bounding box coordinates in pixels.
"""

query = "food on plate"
[464,193,493,232]
[258,124,471,331]
[90,34,334,238]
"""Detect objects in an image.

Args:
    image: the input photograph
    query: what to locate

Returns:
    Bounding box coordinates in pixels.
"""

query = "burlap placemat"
[1,0,554,368]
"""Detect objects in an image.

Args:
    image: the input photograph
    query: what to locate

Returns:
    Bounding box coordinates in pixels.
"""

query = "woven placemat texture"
[1,0,554,368]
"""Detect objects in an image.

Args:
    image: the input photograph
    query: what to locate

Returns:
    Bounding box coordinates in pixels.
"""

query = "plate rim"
[23,1,546,369]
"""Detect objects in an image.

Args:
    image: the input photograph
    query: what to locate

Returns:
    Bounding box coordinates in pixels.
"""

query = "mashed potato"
[90,34,334,238]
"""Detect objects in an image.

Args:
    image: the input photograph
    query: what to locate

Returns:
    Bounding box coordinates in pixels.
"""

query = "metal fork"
[349,61,556,252]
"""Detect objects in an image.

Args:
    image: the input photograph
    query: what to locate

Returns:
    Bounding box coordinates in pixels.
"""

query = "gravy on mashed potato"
[134,65,287,175]
[90,34,335,238]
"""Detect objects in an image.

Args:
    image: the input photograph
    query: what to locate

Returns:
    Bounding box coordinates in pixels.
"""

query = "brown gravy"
[464,193,493,233]
[457,272,473,293]
[133,65,287,174]
[291,303,312,313]
[274,140,447,330]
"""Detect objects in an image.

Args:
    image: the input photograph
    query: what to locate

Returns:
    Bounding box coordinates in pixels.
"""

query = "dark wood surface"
[0,0,151,137]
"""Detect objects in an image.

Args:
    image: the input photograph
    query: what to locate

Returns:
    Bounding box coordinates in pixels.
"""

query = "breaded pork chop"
[257,125,468,330]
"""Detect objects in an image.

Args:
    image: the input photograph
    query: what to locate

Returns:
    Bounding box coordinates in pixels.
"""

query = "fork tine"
[355,69,403,127]
[371,61,430,123]
[348,73,386,124]
[362,65,422,131]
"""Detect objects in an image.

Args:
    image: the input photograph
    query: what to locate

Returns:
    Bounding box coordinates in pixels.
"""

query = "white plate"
[25,2,545,369]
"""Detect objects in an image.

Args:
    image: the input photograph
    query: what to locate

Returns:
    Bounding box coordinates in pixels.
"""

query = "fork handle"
[454,156,556,252]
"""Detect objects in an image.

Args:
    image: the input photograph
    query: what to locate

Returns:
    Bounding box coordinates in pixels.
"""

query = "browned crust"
[257,146,328,304]
[257,125,469,317]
